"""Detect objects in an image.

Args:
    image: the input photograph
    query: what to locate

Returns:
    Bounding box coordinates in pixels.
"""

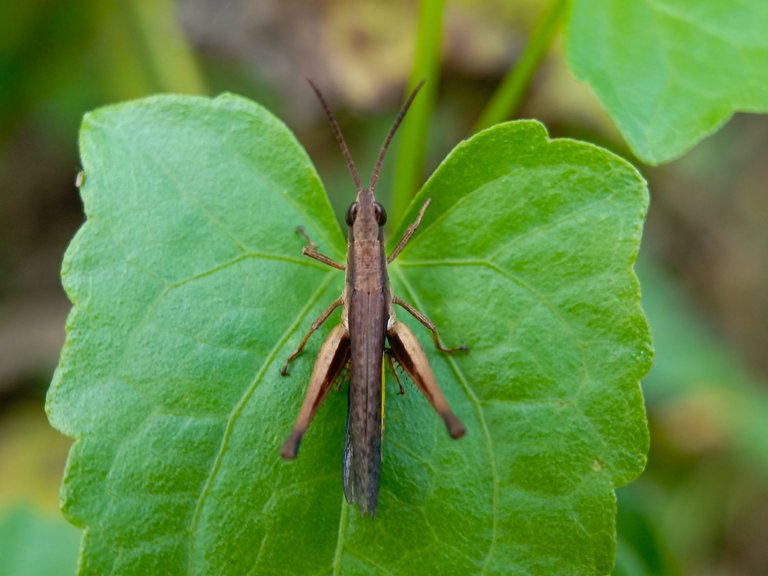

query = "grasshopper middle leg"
[392,295,468,354]
[280,297,343,375]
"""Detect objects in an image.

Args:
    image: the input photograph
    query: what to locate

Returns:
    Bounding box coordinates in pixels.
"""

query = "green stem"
[473,0,568,132]
[391,0,445,226]
[124,0,206,94]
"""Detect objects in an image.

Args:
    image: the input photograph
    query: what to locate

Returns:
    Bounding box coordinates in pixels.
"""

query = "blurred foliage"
[0,403,79,573]
[0,402,71,510]
[0,0,203,144]
[1,0,767,574]
[616,259,768,575]
[0,505,80,576]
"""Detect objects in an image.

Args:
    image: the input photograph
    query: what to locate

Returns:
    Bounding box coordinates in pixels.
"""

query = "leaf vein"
[391,268,500,573]
[187,270,338,569]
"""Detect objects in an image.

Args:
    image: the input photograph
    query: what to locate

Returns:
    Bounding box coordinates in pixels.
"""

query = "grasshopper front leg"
[296,226,345,270]
[387,199,432,264]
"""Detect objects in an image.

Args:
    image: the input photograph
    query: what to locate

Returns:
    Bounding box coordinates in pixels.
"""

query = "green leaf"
[567,0,768,164]
[48,95,651,574]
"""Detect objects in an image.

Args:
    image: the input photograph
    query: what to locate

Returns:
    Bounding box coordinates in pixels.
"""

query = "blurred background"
[1,1,766,574]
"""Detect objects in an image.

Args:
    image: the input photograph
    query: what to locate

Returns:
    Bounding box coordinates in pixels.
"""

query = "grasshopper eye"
[374,202,387,225]
[345,202,359,226]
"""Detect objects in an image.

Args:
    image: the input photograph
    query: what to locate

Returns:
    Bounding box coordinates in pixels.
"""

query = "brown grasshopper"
[279,80,466,517]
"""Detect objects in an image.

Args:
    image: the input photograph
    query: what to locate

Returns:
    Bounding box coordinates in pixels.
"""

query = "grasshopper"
[279,80,466,516]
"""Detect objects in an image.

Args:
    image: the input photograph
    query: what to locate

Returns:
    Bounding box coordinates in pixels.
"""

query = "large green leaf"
[47,94,651,574]
[567,0,768,164]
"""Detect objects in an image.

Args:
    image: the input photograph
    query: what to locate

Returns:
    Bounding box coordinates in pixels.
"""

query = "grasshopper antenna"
[369,80,425,193]
[307,79,362,191]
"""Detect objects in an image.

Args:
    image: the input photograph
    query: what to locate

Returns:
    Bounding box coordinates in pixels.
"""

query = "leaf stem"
[473,0,568,132]
[391,0,445,226]
[122,0,206,94]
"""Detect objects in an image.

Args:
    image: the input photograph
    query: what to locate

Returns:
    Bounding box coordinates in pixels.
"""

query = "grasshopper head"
[308,78,424,229]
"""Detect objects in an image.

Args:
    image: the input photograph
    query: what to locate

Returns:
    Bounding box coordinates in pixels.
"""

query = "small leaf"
[48,96,651,574]
[567,0,768,164]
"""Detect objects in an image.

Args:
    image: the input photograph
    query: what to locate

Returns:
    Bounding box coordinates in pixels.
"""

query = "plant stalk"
[390,0,445,226]
[473,0,568,132]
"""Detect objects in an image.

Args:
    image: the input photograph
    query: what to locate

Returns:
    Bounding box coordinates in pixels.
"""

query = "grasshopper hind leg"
[387,320,466,439]
[280,324,350,459]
